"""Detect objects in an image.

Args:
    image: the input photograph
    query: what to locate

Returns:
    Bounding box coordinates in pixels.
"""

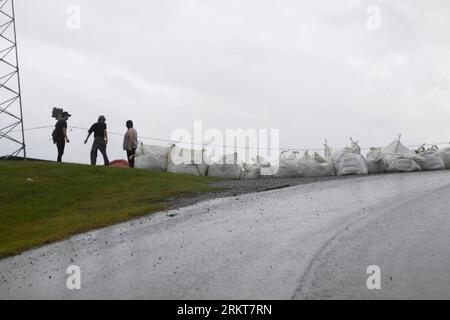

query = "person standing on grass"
[53,111,71,162]
[84,115,109,166]
[123,120,138,168]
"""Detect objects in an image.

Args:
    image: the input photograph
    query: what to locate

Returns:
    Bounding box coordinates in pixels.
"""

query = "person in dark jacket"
[123,120,138,168]
[84,115,109,165]
[54,111,71,162]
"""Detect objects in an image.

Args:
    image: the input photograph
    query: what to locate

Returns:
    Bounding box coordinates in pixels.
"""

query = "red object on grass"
[109,159,129,168]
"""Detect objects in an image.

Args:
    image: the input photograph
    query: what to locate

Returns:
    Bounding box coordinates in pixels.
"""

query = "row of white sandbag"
[268,138,450,177]
[134,138,450,179]
[133,142,346,179]
[366,139,450,173]
[134,143,262,178]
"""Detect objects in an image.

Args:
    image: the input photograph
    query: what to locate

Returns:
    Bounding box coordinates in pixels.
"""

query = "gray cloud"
[2,0,450,163]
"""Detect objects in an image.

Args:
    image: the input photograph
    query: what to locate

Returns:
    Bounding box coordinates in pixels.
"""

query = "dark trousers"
[56,139,65,162]
[126,148,136,168]
[91,138,109,165]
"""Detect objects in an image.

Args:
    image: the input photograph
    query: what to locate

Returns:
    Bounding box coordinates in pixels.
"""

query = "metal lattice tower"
[0,0,25,159]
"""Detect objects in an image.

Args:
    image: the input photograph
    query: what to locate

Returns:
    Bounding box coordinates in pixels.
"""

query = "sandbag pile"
[274,150,304,178]
[437,148,450,169]
[414,145,445,171]
[331,138,368,176]
[365,147,387,174]
[167,145,209,176]
[135,137,450,179]
[302,142,335,177]
[134,142,171,171]
[382,137,423,172]
[241,155,271,179]
[207,153,242,179]
[258,156,275,176]
[272,141,335,178]
[241,162,261,179]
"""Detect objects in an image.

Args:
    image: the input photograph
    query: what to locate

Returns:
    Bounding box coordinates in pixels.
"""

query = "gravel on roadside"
[164,174,368,210]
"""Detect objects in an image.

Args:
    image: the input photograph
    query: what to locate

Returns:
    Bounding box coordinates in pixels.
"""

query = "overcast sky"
[2,0,450,164]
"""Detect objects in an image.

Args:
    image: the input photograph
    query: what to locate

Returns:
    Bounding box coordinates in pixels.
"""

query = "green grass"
[0,161,218,258]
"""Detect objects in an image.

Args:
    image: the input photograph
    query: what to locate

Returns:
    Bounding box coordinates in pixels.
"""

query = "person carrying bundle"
[52,111,71,162]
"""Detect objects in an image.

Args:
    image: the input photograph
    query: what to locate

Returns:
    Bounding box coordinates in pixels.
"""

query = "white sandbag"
[365,147,387,174]
[302,150,335,177]
[274,150,304,178]
[134,142,170,171]
[207,153,242,179]
[416,145,445,171]
[333,153,368,176]
[256,156,275,176]
[331,139,368,176]
[420,152,445,171]
[437,148,450,169]
[382,137,422,172]
[241,163,261,179]
[301,141,335,177]
[167,145,209,176]
[241,155,271,179]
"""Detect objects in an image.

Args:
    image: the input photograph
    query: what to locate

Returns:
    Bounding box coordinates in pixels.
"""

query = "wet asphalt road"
[1,171,450,299]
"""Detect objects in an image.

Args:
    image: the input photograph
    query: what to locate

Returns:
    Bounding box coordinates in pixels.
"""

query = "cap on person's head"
[62,111,71,117]
[98,115,106,121]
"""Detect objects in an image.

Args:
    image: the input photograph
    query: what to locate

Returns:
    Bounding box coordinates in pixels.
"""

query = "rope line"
[10,124,450,152]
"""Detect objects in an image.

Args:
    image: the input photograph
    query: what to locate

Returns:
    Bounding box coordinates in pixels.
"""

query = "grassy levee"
[0,161,217,258]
